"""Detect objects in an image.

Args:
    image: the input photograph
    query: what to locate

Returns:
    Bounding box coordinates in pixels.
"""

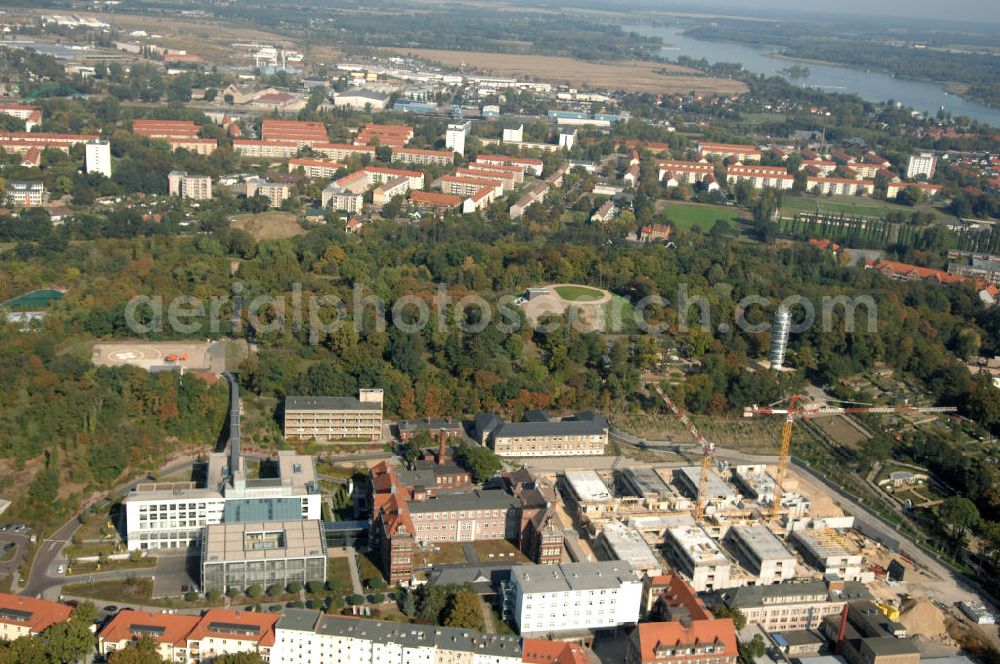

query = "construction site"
[527,385,990,655]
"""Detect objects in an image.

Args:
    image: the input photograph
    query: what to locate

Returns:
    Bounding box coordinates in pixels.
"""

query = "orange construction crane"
[744,396,957,523]
[652,383,715,522]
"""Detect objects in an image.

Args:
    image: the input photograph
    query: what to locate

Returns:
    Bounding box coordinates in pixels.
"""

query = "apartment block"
[0,594,72,641]
[354,124,413,148]
[372,176,412,207]
[85,139,112,178]
[440,175,503,199]
[445,121,470,155]
[262,119,328,145]
[289,158,345,178]
[245,177,290,207]
[886,182,943,199]
[234,140,301,159]
[0,131,97,148]
[272,609,522,664]
[312,143,376,162]
[722,525,797,584]
[509,561,642,636]
[454,166,517,190]
[0,103,42,130]
[391,147,453,166]
[806,177,875,196]
[662,526,732,591]
[656,160,715,184]
[321,183,364,213]
[283,390,384,442]
[132,119,201,139]
[905,152,937,179]
[474,411,608,457]
[726,165,795,190]
[410,190,463,211]
[99,611,199,662]
[697,141,761,162]
[5,180,47,207]
[168,138,217,155]
[475,154,544,176]
[168,171,213,200]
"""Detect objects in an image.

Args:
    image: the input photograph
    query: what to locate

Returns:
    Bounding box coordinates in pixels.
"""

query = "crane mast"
[652,384,715,522]
[743,396,957,524]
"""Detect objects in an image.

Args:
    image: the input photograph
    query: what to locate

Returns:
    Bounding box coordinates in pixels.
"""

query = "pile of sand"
[899,597,947,638]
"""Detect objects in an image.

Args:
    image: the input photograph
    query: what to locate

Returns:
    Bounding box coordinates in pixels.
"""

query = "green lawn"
[779,194,920,219]
[606,294,639,334]
[63,577,153,604]
[662,202,742,231]
[553,285,605,301]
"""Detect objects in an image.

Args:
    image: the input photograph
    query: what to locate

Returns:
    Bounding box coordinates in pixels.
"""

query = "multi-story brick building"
[627,616,737,664]
[283,390,383,442]
[369,463,562,584]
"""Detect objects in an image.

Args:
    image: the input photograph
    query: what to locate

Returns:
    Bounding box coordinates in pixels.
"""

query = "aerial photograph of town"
[1,0,1000,662]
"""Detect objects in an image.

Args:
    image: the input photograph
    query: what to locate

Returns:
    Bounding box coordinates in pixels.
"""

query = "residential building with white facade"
[245,177,290,207]
[168,171,213,200]
[321,183,364,213]
[717,580,872,631]
[726,165,795,190]
[446,121,470,155]
[85,139,112,177]
[272,609,523,664]
[806,177,875,196]
[509,561,642,636]
[4,180,47,207]
[906,152,937,180]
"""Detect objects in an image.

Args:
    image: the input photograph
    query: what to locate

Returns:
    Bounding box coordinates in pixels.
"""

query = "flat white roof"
[668,526,729,566]
[563,470,612,502]
[729,526,795,561]
[598,522,660,571]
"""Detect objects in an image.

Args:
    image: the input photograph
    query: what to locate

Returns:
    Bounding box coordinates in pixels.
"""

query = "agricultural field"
[661,202,744,231]
[385,48,748,95]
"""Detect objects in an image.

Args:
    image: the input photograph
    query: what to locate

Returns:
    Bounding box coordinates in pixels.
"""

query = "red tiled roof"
[99,610,199,647]
[867,260,966,284]
[522,638,590,664]
[411,191,463,207]
[632,619,737,664]
[186,609,278,647]
[0,593,73,634]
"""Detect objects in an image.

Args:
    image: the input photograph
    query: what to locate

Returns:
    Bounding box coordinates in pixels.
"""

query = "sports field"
[662,202,743,231]
[554,285,604,301]
[779,195,919,219]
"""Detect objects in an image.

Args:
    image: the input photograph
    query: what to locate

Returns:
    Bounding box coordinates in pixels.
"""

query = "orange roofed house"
[0,593,73,641]
[627,617,738,664]
[184,609,277,663]
[522,638,591,664]
[98,610,199,662]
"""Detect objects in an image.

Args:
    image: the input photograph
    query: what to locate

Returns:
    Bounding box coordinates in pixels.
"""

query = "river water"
[628,24,1000,128]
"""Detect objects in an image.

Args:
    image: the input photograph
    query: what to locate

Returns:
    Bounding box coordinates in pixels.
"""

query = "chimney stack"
[438,430,447,465]
[835,604,849,655]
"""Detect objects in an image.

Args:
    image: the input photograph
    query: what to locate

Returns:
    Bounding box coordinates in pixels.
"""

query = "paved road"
[0,532,30,578]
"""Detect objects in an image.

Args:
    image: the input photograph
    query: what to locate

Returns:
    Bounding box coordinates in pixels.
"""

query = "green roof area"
[2,289,64,311]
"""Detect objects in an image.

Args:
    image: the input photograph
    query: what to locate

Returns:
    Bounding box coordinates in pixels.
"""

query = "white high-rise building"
[769,305,791,370]
[445,121,470,155]
[906,152,937,180]
[85,139,111,178]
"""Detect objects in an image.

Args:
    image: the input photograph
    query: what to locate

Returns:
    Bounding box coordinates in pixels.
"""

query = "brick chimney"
[438,430,447,465]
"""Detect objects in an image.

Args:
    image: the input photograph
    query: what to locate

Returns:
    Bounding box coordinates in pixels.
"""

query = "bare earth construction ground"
[92,341,226,372]
[387,48,748,95]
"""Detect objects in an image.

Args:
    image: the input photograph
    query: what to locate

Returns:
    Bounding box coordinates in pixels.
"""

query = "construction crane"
[744,396,957,523]
[652,383,716,522]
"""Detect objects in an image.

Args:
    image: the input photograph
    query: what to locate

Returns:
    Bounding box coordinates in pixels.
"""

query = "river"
[628,24,1000,128]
